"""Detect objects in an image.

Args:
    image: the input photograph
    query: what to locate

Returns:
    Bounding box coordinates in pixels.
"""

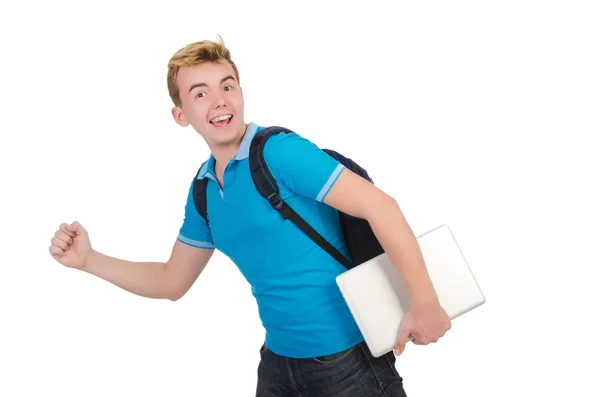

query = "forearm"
[82,250,175,300]
[368,196,438,305]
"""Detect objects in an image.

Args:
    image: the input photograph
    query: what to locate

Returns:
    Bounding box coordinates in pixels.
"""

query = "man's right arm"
[50,179,215,301]
[83,240,214,301]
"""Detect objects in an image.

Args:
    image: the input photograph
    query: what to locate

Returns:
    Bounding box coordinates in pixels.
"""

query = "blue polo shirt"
[177,122,364,358]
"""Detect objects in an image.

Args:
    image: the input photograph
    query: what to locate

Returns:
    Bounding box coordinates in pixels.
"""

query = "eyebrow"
[188,75,236,93]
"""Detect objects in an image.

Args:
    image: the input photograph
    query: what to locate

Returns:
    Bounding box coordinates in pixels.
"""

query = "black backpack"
[192,126,385,270]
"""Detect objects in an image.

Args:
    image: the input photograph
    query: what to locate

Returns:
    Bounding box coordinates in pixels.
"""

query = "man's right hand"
[49,221,92,270]
[48,220,213,300]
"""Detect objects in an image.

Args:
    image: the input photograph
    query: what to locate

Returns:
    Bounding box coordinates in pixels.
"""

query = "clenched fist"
[49,221,92,270]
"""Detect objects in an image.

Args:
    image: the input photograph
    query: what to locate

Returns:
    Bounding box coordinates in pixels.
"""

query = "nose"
[212,91,227,108]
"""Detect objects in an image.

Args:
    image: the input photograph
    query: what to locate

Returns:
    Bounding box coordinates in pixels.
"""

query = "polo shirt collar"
[197,122,259,179]
[235,122,259,160]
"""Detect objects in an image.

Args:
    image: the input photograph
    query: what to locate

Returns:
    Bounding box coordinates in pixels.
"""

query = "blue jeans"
[256,340,408,396]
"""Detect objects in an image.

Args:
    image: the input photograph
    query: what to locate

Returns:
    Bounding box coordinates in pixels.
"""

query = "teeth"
[210,114,232,123]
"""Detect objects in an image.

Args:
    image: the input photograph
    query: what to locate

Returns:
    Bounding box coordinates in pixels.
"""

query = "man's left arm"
[323,168,452,355]
[261,130,450,354]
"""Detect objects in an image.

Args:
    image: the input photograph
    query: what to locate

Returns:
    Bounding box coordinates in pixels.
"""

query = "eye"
[224,85,232,91]
[196,92,206,98]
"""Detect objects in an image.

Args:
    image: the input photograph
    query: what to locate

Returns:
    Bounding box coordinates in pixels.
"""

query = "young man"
[49,37,451,396]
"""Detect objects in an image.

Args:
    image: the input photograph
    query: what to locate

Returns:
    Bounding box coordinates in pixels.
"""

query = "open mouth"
[210,114,233,128]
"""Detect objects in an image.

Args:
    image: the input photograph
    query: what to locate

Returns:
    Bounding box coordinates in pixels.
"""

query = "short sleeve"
[177,180,214,249]
[262,132,345,202]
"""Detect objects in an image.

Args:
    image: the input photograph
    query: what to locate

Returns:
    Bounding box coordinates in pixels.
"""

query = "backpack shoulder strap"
[248,126,294,201]
[248,126,353,270]
[192,172,210,227]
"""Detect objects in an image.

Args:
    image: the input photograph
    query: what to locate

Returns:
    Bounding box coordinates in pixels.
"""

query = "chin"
[211,129,242,146]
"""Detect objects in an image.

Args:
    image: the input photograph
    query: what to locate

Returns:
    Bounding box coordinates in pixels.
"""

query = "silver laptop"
[335,224,486,357]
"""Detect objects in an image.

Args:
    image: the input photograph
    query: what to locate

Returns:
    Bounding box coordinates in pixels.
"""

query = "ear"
[171,106,189,127]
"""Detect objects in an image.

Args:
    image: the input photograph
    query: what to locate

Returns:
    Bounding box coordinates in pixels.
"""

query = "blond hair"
[167,36,240,107]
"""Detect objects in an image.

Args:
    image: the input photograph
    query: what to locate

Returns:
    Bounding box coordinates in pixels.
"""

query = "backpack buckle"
[267,193,283,210]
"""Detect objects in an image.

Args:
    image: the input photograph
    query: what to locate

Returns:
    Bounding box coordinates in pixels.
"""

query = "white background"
[1,1,598,396]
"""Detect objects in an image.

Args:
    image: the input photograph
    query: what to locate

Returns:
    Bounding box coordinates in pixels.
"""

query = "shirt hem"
[316,163,345,202]
[267,332,365,359]
[177,235,215,249]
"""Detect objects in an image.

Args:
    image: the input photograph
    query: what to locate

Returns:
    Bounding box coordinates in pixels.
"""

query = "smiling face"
[171,60,246,150]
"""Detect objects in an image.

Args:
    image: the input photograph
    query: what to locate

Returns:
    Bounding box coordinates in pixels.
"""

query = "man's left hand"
[393,298,451,355]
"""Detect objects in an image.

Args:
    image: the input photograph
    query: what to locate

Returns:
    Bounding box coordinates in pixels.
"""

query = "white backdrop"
[1,1,598,396]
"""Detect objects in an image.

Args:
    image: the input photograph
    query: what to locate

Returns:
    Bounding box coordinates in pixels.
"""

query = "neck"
[210,123,248,171]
